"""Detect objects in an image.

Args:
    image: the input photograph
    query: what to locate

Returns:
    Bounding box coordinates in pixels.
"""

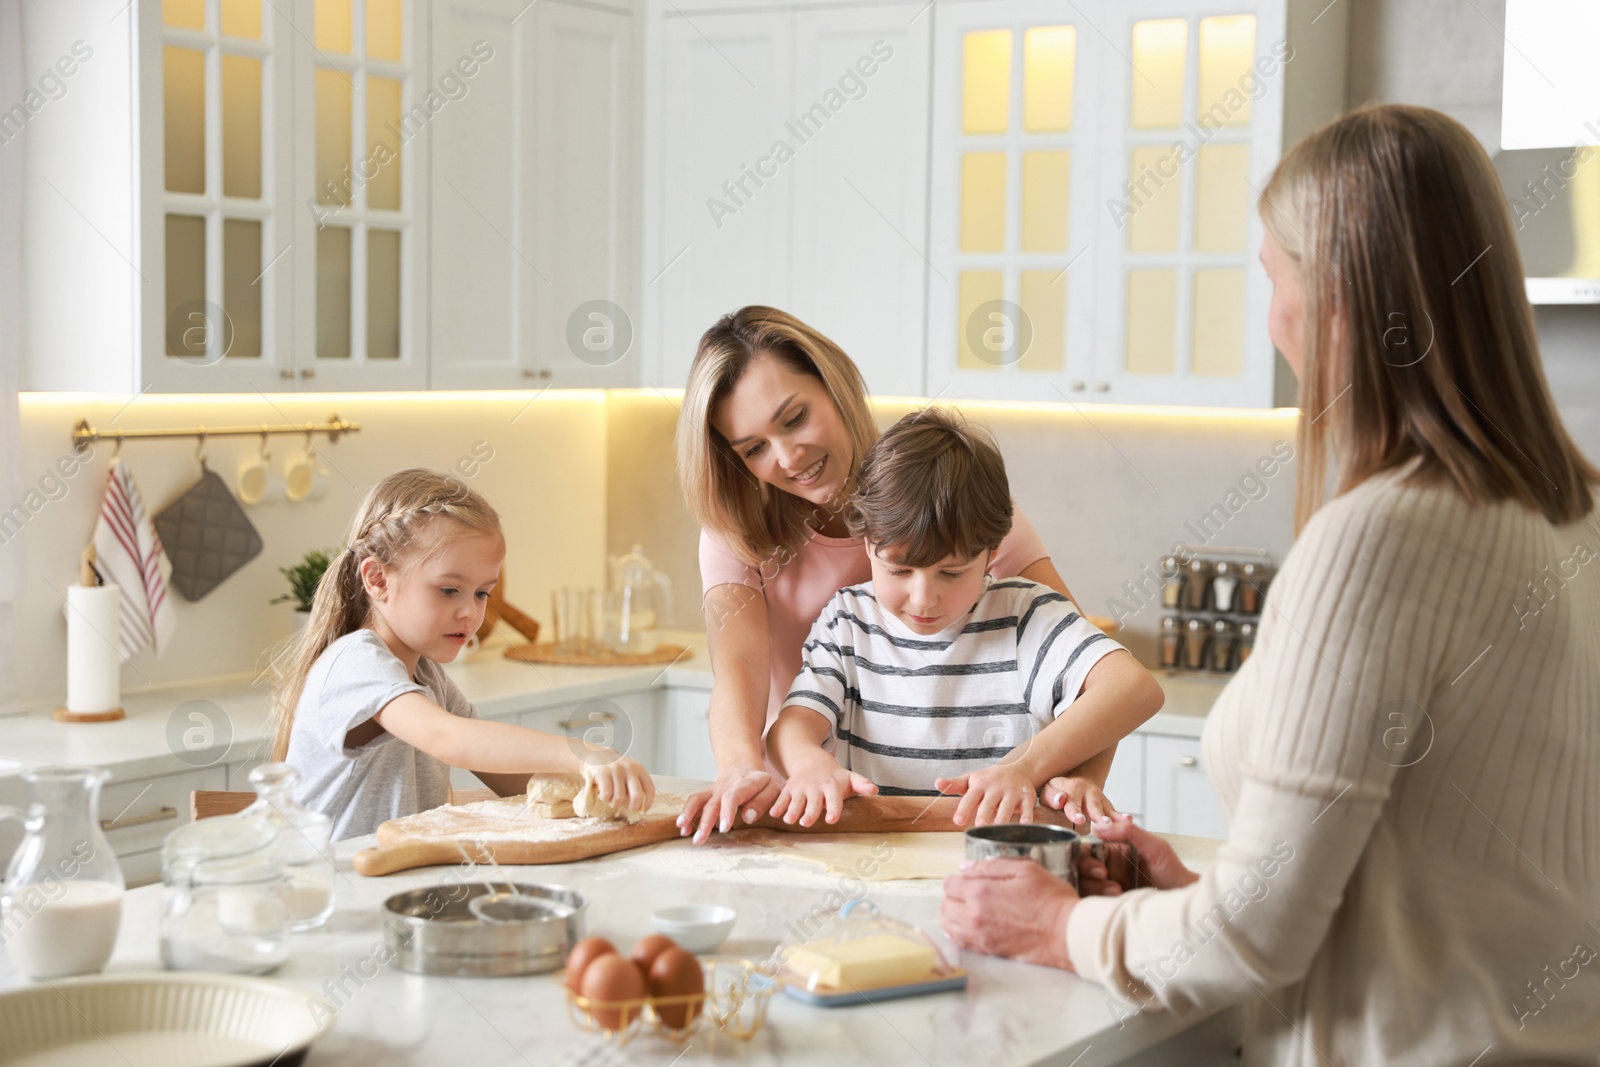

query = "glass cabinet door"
[147,0,292,390]
[1091,4,1283,407]
[294,0,426,390]
[926,0,1103,403]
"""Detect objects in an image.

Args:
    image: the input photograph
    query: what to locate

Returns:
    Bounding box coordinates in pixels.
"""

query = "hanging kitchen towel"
[154,464,264,601]
[91,458,178,660]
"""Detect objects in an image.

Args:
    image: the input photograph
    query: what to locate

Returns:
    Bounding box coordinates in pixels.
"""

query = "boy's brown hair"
[847,407,1012,567]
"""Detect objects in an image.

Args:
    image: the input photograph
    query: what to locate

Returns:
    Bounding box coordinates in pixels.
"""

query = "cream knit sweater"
[1068,463,1600,1066]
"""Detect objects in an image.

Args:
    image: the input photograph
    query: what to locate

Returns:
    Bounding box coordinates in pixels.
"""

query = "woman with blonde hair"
[271,468,654,840]
[942,104,1600,1063]
[675,307,1119,842]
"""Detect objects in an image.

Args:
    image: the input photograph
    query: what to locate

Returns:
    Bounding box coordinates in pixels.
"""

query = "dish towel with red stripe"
[92,458,176,660]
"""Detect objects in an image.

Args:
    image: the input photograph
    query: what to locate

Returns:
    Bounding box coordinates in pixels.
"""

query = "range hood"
[1498,0,1600,304]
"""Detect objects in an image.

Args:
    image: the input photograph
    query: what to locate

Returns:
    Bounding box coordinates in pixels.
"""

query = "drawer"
[1143,735,1228,840]
[100,765,226,856]
[118,847,164,889]
[1103,735,1144,817]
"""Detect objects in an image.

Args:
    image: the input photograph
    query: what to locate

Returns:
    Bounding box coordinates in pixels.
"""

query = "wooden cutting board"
[351,792,1076,876]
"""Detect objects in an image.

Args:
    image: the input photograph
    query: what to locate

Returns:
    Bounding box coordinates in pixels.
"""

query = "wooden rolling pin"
[351,795,1076,876]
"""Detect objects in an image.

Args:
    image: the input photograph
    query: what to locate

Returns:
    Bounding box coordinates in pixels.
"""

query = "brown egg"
[563,936,617,995]
[629,933,677,974]
[647,947,705,1029]
[580,953,647,1032]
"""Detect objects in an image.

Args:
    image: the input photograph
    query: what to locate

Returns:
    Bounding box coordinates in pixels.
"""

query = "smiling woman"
[672,307,1117,844]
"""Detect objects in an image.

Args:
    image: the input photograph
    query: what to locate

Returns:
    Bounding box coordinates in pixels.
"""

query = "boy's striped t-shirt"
[781,578,1124,795]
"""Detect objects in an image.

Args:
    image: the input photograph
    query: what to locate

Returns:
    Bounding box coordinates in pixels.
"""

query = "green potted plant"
[272,547,337,629]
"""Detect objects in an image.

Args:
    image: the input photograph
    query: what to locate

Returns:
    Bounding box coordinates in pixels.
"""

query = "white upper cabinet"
[786,6,930,400]
[926,0,1345,408]
[642,1,931,399]
[644,9,797,392]
[429,0,641,390]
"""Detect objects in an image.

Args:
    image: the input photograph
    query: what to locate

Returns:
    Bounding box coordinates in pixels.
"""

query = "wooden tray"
[504,642,691,667]
[351,792,1075,876]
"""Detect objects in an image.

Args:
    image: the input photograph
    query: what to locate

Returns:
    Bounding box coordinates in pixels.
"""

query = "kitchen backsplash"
[5,392,610,703]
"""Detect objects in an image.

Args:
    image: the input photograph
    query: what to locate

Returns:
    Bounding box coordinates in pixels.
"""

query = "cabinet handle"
[101,806,178,832]
[522,368,553,380]
[1068,380,1086,392]
[279,369,294,380]
[1094,381,1110,393]
[300,368,316,379]
[559,711,615,729]
[1178,755,1198,768]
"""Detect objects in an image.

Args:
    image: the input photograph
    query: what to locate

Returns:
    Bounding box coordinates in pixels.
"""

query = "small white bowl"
[651,905,736,953]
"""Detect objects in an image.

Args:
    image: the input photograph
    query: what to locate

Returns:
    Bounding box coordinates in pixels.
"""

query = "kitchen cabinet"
[429,0,642,390]
[1103,734,1144,818]
[105,765,228,888]
[658,685,718,781]
[925,0,1346,407]
[640,0,931,398]
[1142,733,1228,839]
[444,689,660,793]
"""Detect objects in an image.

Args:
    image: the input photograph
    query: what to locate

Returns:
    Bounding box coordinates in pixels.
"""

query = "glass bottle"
[161,814,290,974]
[243,763,335,932]
[0,766,125,979]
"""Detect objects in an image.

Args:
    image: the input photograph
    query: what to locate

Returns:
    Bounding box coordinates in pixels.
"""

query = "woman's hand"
[678,767,782,844]
[585,754,657,813]
[942,858,1078,971]
[1043,774,1121,830]
[936,764,1039,826]
[769,764,878,827]
[1078,813,1200,894]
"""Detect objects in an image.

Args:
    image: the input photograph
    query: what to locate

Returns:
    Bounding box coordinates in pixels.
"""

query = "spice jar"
[1212,560,1239,614]
[1237,621,1257,665]
[1182,618,1209,671]
[1239,562,1267,615]
[161,815,290,974]
[244,763,335,932]
[1209,618,1236,673]
[1159,614,1182,669]
[1182,559,1213,611]
[1160,555,1183,608]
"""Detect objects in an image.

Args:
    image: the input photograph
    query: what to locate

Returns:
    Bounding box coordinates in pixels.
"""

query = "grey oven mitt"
[154,465,264,600]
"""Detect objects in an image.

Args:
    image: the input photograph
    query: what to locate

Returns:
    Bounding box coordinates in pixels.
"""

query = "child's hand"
[1042,775,1120,830]
[769,764,878,827]
[937,764,1039,827]
[586,755,656,813]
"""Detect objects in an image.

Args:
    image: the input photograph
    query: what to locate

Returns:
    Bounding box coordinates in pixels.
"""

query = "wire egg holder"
[563,955,775,1046]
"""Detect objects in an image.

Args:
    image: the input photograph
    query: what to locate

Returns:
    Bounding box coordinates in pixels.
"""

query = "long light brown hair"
[676,306,879,569]
[268,468,503,760]
[1259,103,1598,532]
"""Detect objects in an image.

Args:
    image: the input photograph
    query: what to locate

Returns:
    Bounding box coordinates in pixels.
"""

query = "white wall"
[4,391,608,703]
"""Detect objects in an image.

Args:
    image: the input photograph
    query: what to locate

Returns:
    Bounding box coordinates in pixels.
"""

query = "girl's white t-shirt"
[285,628,476,840]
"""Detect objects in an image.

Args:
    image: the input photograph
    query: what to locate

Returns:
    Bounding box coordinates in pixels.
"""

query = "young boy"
[767,408,1164,829]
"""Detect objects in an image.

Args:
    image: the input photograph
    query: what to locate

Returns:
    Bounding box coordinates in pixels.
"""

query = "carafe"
[0,766,125,979]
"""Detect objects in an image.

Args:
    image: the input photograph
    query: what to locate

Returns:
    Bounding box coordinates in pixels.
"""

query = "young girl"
[270,468,655,840]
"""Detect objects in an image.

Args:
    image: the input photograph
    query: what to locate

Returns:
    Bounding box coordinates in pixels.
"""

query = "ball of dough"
[524,772,583,819]
[573,767,643,824]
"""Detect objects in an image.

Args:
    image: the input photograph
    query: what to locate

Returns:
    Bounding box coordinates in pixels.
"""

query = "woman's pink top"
[697,504,1051,732]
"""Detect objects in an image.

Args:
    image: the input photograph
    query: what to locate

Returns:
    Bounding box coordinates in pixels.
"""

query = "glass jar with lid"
[244,763,336,931]
[160,814,290,974]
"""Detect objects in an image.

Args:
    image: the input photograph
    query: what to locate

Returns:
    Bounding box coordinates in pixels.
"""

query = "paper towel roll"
[66,584,121,713]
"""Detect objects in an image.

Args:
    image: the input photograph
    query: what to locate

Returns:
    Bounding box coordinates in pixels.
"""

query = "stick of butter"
[786,935,938,989]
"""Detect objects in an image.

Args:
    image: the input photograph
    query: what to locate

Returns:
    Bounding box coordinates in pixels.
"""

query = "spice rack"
[1157,544,1275,677]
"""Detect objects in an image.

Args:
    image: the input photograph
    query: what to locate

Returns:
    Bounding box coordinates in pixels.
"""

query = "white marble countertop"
[0,632,1222,783]
[0,776,1224,1066]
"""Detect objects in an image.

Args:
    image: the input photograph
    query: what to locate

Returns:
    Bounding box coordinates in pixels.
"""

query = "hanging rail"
[71,414,360,450]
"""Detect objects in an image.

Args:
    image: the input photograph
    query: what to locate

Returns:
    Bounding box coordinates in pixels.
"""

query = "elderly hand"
[941,858,1079,971]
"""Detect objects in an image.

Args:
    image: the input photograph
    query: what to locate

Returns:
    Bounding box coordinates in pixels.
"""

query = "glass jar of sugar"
[242,763,336,932]
[160,815,290,974]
